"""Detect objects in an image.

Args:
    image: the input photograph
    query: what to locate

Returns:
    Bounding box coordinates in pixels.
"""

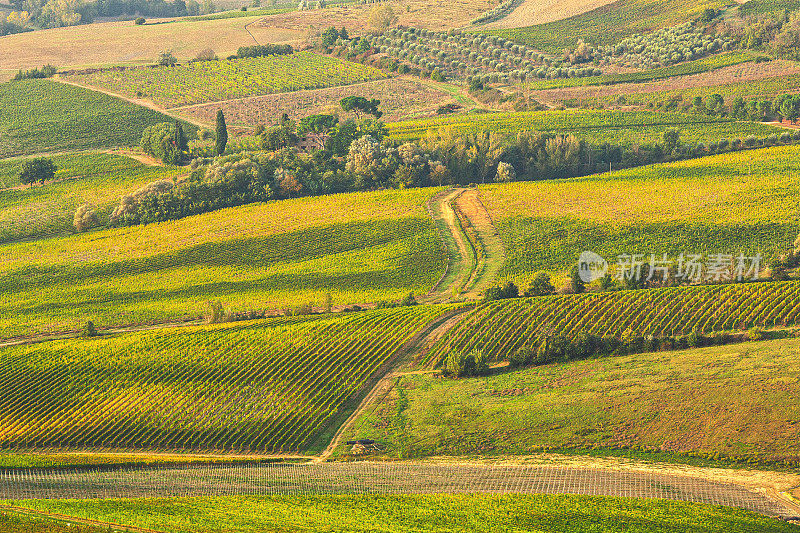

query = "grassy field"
[9,494,799,533]
[386,109,782,146]
[424,282,800,366]
[0,187,445,338]
[351,336,800,465]
[0,306,451,452]
[66,52,388,108]
[177,78,455,128]
[0,16,302,72]
[0,80,197,159]
[0,153,184,243]
[490,0,728,54]
[478,145,800,285]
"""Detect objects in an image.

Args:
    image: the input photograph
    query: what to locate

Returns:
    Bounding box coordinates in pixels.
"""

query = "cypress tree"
[215,110,228,155]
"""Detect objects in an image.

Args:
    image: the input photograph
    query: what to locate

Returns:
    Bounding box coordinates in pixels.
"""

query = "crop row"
[424,281,800,366]
[0,306,451,452]
[65,51,387,108]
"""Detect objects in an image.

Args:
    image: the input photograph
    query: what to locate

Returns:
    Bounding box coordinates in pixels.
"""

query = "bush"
[158,51,178,66]
[445,348,489,377]
[483,281,518,301]
[747,327,764,341]
[19,157,57,185]
[140,122,185,164]
[80,321,98,338]
[134,17,145,24]
[207,301,225,323]
[524,272,555,297]
[73,204,98,232]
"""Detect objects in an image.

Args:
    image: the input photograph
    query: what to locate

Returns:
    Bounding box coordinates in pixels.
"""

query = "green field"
[0,187,445,338]
[525,51,755,91]
[66,52,388,108]
[0,153,183,243]
[425,281,800,367]
[478,145,800,286]
[0,306,451,452]
[491,0,727,54]
[9,494,798,533]
[386,109,781,146]
[351,336,800,465]
[0,80,197,159]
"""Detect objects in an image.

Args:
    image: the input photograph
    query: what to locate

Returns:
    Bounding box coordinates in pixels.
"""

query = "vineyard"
[386,109,782,146]
[491,0,727,54]
[0,187,446,339]
[479,145,800,283]
[425,281,800,365]
[65,52,388,108]
[0,305,451,452]
[0,80,196,159]
[0,153,184,243]
[177,78,454,128]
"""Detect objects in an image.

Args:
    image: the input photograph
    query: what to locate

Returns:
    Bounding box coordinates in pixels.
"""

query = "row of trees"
[685,93,800,123]
[6,0,216,30]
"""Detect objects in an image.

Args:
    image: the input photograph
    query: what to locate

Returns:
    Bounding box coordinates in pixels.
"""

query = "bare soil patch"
[0,17,302,71]
[532,60,800,106]
[484,0,617,30]
[176,78,454,128]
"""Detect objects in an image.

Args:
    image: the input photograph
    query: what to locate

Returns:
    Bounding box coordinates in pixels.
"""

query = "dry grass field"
[255,0,494,34]
[484,0,618,29]
[0,16,302,71]
[176,78,455,128]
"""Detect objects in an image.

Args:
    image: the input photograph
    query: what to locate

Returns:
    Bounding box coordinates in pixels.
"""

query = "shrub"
[134,17,145,24]
[73,204,98,232]
[80,321,98,338]
[140,122,185,164]
[158,51,178,66]
[207,301,225,323]
[747,327,764,341]
[445,348,489,377]
[524,272,555,297]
